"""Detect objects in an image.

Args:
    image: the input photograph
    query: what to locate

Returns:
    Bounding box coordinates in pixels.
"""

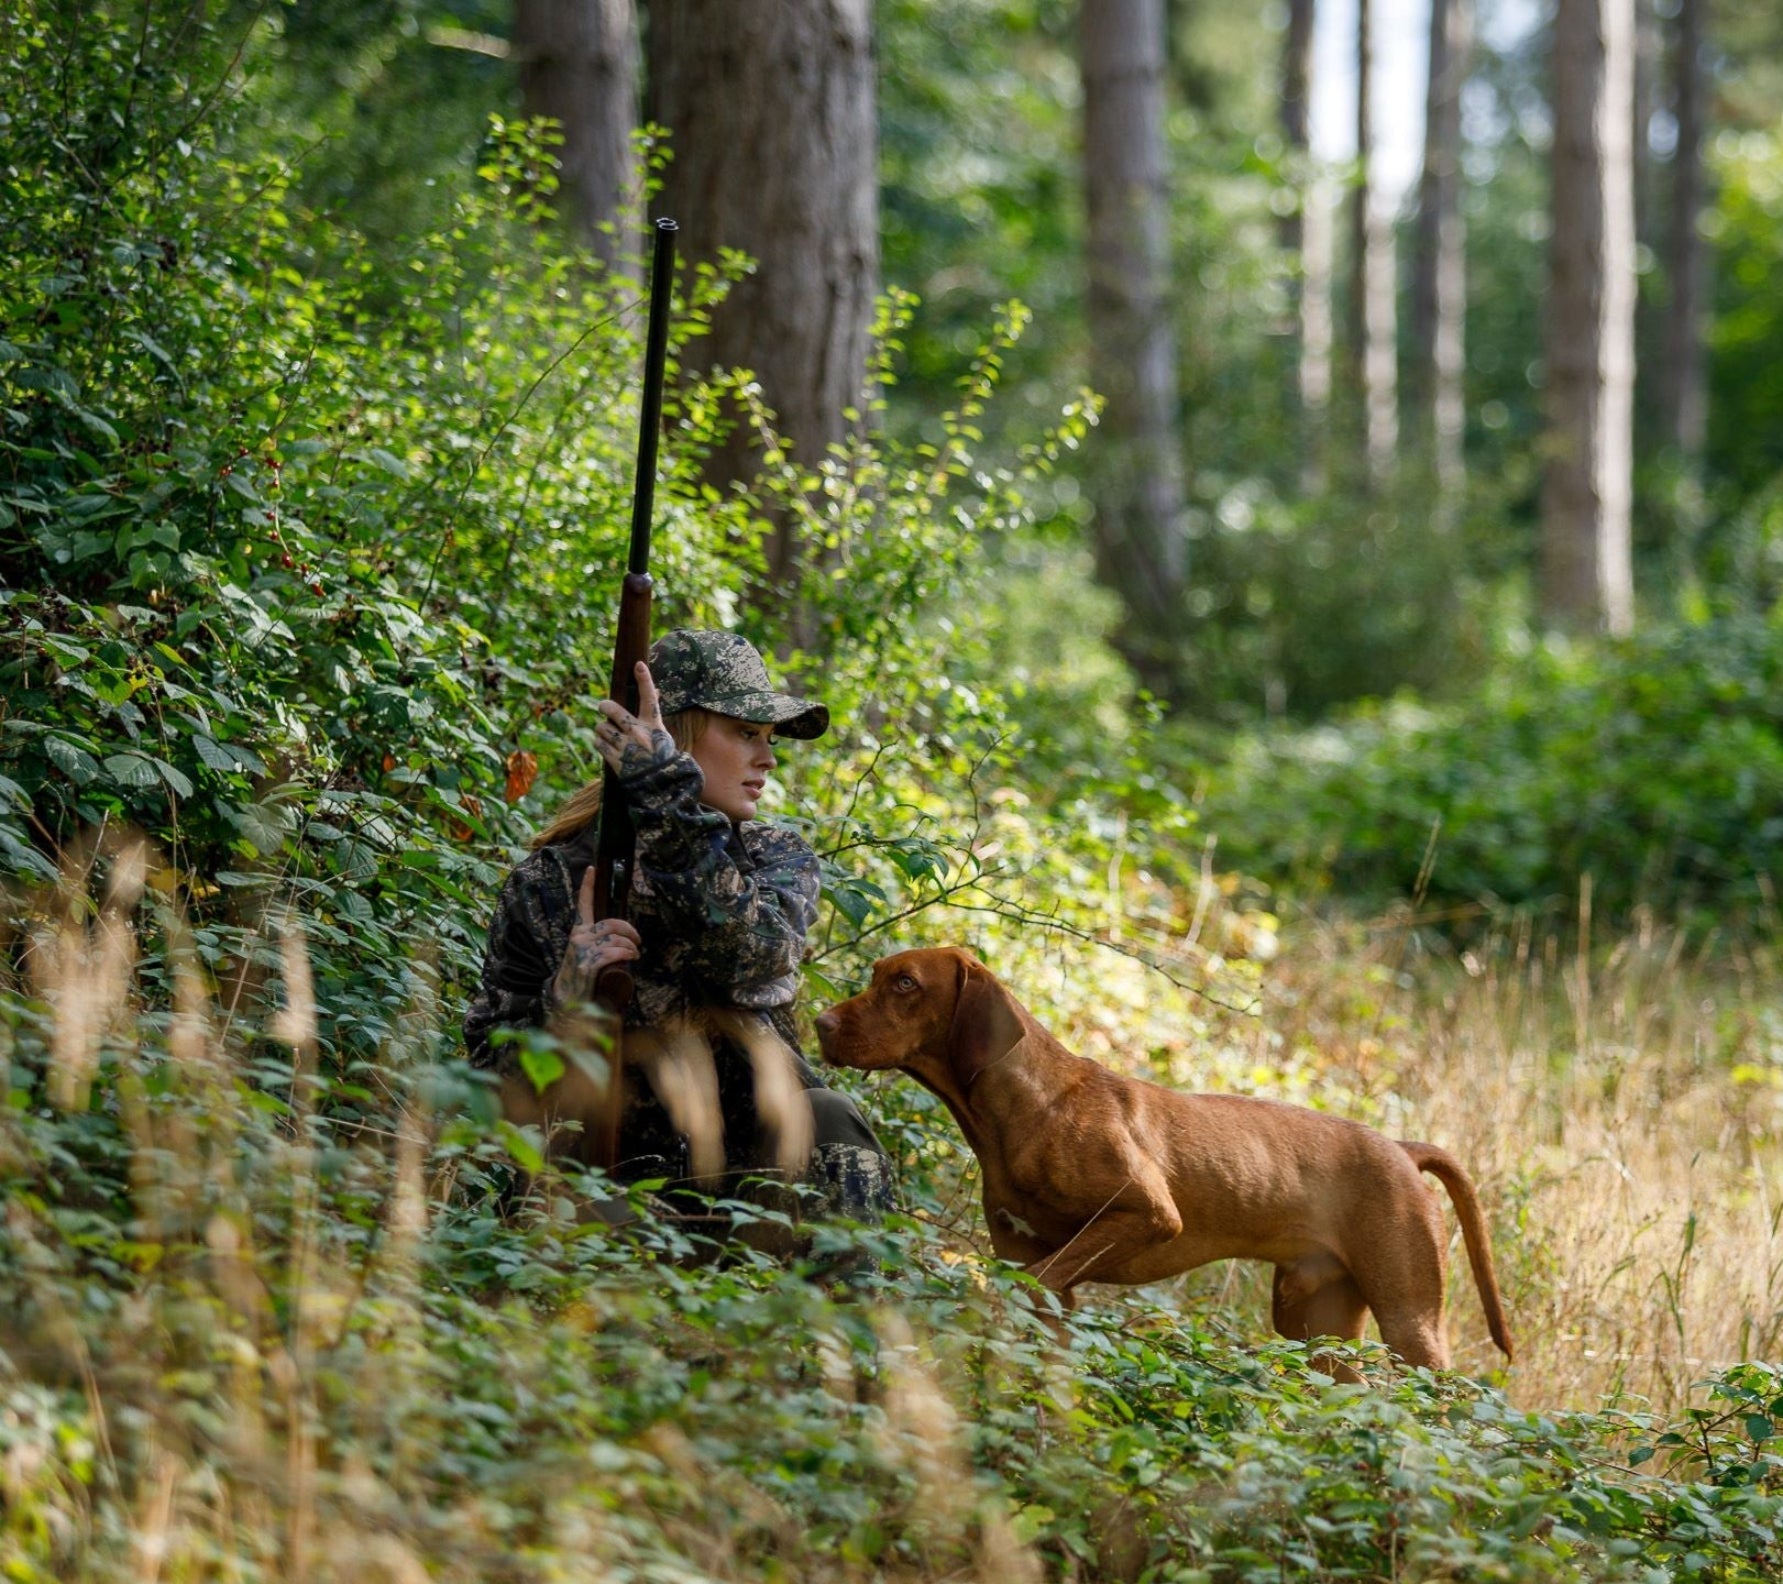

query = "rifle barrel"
[628,218,678,578]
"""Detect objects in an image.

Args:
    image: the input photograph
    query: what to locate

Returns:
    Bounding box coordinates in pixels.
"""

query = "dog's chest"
[980,1177,1090,1263]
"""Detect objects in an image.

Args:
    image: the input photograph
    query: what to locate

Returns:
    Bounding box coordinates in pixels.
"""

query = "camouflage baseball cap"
[648,629,830,739]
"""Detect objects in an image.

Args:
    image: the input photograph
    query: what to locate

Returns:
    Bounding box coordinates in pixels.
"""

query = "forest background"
[3,0,1783,1579]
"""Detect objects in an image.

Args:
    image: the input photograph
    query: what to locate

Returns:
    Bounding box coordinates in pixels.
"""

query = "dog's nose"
[814,1009,839,1044]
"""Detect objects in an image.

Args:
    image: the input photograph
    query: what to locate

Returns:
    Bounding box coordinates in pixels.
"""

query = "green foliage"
[4,8,1782,1580]
[1203,618,1783,924]
[3,959,1781,1581]
[1705,131,1783,500]
[0,8,1226,1375]
[0,0,1106,1092]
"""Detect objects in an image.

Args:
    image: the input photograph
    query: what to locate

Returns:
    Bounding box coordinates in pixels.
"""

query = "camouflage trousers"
[804,1090,898,1220]
[615,1071,895,1222]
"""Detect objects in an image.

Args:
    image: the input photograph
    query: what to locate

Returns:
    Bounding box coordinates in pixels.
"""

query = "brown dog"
[815,947,1512,1372]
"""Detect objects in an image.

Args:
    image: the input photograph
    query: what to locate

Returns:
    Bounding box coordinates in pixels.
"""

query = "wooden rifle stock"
[591,217,677,1169]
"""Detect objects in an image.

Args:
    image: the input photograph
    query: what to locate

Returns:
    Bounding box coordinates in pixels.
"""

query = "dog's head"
[814,946,1026,1090]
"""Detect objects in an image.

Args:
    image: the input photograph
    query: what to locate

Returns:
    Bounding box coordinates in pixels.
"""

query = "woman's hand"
[553,867,642,1004]
[594,661,666,771]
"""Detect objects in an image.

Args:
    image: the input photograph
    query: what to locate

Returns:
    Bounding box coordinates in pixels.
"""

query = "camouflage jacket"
[463,729,824,1080]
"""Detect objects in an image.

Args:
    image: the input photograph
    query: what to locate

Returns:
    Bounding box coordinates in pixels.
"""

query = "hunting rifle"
[591,216,677,1170]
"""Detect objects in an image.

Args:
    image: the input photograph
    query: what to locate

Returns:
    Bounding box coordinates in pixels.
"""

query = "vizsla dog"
[815,947,1513,1373]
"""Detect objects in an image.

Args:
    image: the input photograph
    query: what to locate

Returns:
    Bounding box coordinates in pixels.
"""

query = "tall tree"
[514,0,639,273]
[1541,0,1637,634]
[1280,0,1331,487]
[1410,0,1473,499]
[1658,0,1709,463]
[1299,179,1336,492]
[1080,0,1187,683]
[1279,0,1315,226]
[646,0,878,596]
[1348,0,1397,485]
[1631,0,1662,248]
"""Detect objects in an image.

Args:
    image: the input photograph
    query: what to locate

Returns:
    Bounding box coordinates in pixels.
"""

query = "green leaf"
[0,822,56,881]
[519,1046,565,1094]
[362,447,411,479]
[193,734,235,772]
[496,1120,545,1175]
[154,758,194,798]
[104,752,160,789]
[45,735,101,784]
[337,839,379,881]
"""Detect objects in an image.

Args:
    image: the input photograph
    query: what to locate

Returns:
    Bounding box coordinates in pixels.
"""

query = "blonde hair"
[529,709,711,850]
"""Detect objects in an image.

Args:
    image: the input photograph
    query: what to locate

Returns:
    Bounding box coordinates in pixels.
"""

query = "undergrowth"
[3,845,1781,1582]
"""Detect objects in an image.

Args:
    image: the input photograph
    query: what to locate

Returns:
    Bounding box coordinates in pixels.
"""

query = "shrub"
[1202,618,1783,926]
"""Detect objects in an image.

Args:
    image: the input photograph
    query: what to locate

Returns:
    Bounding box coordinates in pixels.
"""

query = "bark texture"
[1658,0,1708,462]
[1080,0,1187,674]
[1632,0,1661,248]
[1280,0,1329,486]
[646,0,878,593]
[1348,0,1396,486]
[1279,0,1315,255]
[1299,177,1335,490]
[1541,0,1637,634]
[1410,0,1472,497]
[514,0,639,274]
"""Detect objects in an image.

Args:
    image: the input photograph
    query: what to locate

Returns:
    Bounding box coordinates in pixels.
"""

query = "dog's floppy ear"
[947,953,1024,1085]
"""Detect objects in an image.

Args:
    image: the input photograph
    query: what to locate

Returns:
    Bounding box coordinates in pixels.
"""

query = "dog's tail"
[1400,1142,1515,1361]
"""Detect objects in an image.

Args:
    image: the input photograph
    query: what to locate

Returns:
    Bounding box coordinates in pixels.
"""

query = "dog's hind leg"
[1369,1306,1450,1371]
[1271,1259,1368,1382]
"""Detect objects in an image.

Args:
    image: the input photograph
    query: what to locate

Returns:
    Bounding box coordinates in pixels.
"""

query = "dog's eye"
[892,973,918,993]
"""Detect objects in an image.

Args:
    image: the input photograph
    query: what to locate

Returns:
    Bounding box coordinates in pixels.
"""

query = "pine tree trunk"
[1081,0,1187,680]
[1345,0,1370,417]
[1299,176,1335,491]
[514,0,639,274]
[1410,0,1472,499]
[1541,0,1637,634]
[646,0,878,596]
[1281,0,1329,487]
[1658,0,1708,463]
[1632,0,1661,252]
[1348,0,1396,486]
[1280,0,1314,256]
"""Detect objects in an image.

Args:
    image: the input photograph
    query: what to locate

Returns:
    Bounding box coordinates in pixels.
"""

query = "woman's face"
[690,715,778,822]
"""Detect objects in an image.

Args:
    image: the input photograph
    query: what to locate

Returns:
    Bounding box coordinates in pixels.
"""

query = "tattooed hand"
[594,661,666,770]
[553,867,642,1004]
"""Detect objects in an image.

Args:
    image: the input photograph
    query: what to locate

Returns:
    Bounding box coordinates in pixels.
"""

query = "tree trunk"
[1541,0,1637,634]
[1280,0,1314,255]
[1410,0,1472,500]
[1632,0,1661,252]
[514,0,639,274]
[1299,176,1335,492]
[1658,0,1708,463]
[646,0,878,596]
[1345,0,1370,414]
[1080,0,1187,681]
[1281,0,1329,488]
[1348,0,1396,486]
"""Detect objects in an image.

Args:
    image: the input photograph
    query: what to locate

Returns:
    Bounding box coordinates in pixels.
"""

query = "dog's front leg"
[1020,1161,1184,1294]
